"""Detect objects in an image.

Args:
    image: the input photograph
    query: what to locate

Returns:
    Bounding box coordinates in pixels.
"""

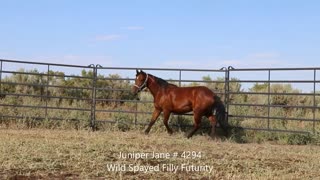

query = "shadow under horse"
[132,69,229,138]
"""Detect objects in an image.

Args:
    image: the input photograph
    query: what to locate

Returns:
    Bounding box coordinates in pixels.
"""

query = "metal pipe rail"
[0,59,319,134]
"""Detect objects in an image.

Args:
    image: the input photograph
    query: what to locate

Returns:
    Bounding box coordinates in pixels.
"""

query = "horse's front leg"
[145,109,161,134]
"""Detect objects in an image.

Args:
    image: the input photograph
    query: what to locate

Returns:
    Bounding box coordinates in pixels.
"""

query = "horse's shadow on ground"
[170,119,246,143]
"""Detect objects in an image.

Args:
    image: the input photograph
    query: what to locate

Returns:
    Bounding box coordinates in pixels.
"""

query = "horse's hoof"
[144,130,149,135]
[210,133,219,140]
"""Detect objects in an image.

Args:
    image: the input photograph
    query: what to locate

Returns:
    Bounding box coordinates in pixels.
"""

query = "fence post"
[221,67,227,105]
[45,65,50,120]
[313,69,316,134]
[0,60,2,123]
[90,64,97,131]
[134,100,138,126]
[267,70,271,130]
[0,60,2,98]
[225,67,231,123]
[178,70,182,129]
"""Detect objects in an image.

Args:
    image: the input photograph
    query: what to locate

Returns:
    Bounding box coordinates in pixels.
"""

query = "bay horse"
[132,69,228,138]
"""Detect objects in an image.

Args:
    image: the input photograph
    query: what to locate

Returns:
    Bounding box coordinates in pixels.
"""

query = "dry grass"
[0,128,319,179]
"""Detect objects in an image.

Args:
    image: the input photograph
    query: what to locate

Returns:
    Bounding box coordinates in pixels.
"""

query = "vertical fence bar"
[135,100,138,126]
[90,65,97,130]
[178,70,182,128]
[0,60,2,123]
[223,68,227,106]
[267,70,271,130]
[225,67,231,122]
[313,69,316,134]
[0,60,2,96]
[45,65,50,120]
[135,69,138,125]
[179,70,182,87]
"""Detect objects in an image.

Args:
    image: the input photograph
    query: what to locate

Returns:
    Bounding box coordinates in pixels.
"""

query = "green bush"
[285,133,312,145]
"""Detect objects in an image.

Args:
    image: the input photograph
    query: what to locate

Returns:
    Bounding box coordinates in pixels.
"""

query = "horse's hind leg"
[145,109,161,134]
[219,118,229,137]
[187,112,201,138]
[208,115,217,138]
[163,110,173,134]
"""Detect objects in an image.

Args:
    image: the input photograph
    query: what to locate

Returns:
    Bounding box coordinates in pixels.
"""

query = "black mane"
[137,71,177,88]
[153,75,177,88]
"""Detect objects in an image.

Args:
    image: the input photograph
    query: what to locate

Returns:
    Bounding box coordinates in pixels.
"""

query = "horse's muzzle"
[132,86,140,95]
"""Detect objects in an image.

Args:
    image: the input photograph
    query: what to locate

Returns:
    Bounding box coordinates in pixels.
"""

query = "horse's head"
[132,69,149,94]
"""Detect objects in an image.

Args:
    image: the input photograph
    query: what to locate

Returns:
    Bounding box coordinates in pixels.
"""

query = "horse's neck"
[147,76,165,97]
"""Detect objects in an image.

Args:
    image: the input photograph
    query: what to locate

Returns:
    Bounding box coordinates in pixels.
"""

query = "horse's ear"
[140,69,144,73]
[136,69,140,74]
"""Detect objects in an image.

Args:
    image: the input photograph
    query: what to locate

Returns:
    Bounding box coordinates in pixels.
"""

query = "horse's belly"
[172,104,192,114]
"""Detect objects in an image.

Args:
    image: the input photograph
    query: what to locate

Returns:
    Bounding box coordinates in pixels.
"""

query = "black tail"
[213,95,229,136]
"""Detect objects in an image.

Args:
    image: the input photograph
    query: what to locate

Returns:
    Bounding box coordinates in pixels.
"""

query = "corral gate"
[0,59,319,134]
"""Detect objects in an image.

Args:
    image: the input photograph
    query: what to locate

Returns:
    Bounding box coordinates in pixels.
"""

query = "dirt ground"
[0,128,319,179]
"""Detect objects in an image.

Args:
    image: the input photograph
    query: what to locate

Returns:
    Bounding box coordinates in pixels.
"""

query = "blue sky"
[1,0,320,69]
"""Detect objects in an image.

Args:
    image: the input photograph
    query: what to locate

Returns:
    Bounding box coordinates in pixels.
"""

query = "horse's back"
[169,85,215,106]
[172,86,214,97]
